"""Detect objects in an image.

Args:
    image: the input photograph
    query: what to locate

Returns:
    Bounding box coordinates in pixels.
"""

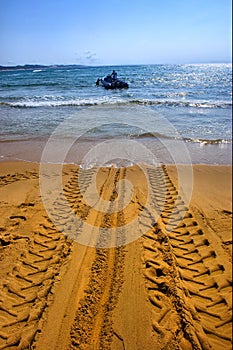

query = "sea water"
[0,64,232,165]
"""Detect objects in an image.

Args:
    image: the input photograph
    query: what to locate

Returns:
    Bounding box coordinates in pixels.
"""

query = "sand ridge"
[0,162,232,349]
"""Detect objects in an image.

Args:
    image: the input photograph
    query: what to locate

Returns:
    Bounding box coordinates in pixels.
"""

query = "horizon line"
[0,61,232,68]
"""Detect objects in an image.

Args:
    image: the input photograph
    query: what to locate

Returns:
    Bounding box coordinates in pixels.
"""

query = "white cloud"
[84,50,98,63]
[75,50,99,65]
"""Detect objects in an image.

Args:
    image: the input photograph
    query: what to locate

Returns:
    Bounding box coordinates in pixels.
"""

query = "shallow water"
[0,64,232,165]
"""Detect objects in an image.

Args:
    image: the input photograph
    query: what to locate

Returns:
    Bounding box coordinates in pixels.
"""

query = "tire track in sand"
[0,221,72,350]
[141,165,232,350]
[0,170,75,350]
[69,168,126,350]
[0,172,39,188]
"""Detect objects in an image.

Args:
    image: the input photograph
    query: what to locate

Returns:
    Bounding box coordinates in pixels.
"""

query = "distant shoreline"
[0,64,88,71]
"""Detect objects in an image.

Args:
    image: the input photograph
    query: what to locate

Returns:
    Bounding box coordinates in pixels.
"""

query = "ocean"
[0,64,232,165]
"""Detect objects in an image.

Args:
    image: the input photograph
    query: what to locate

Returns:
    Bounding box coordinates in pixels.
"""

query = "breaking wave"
[0,98,231,109]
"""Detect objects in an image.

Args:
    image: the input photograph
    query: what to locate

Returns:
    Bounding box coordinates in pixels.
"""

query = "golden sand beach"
[0,161,232,349]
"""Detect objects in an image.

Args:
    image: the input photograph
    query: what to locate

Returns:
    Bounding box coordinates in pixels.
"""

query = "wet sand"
[0,161,232,349]
[0,137,232,165]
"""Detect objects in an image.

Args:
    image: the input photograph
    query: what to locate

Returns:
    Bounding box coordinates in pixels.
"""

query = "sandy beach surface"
[0,161,232,350]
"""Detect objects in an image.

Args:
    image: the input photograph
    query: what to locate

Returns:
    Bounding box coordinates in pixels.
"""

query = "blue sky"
[0,0,232,65]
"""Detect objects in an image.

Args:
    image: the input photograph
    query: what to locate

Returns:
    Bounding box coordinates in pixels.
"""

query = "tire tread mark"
[69,168,126,350]
[0,172,77,349]
[142,165,232,350]
[0,172,39,188]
